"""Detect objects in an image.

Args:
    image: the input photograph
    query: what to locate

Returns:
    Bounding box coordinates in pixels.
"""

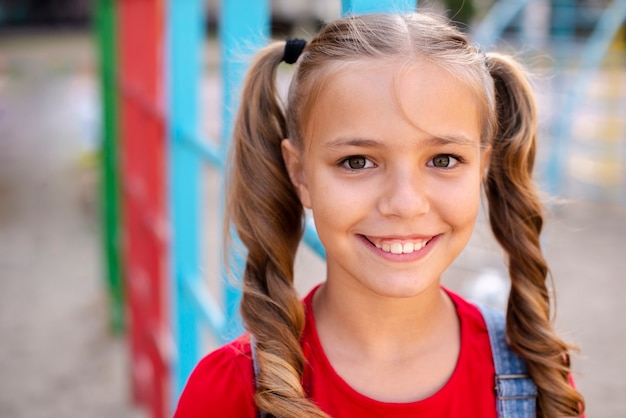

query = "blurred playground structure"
[0,0,624,417]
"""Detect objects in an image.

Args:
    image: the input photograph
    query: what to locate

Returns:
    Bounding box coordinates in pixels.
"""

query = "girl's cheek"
[436,177,482,214]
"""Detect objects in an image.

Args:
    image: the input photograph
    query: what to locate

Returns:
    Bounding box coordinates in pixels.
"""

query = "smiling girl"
[174,12,585,418]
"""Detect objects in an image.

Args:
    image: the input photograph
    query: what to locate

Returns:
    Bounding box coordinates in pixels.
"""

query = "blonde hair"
[225,12,584,417]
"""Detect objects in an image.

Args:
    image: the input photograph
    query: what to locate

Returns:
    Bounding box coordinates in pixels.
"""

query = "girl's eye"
[341,156,372,170]
[429,154,460,168]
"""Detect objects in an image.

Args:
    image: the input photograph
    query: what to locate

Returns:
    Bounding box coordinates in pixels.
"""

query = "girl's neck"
[312,279,458,360]
[311,279,461,402]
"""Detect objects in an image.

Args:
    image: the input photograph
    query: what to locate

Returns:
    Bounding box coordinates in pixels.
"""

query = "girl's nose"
[377,168,430,219]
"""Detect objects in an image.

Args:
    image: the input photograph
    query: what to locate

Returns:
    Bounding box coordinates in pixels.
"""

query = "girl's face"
[283,59,489,300]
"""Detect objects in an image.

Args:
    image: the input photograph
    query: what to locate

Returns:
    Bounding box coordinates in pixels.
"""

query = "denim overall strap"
[478,304,538,418]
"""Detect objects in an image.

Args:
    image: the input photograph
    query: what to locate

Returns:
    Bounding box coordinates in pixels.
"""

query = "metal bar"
[472,0,530,47]
[219,0,270,152]
[176,130,223,169]
[118,75,166,120]
[342,0,416,14]
[167,0,205,402]
[303,219,326,259]
[546,0,626,195]
[219,0,270,338]
[183,276,227,339]
[118,0,170,416]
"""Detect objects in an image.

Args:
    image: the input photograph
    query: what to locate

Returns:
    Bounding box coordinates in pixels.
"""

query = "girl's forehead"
[300,59,481,149]
[306,58,474,116]
[295,56,487,146]
[298,58,415,122]
[307,57,465,103]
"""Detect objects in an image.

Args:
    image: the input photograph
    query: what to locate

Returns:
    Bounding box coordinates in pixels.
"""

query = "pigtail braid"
[484,53,585,417]
[225,42,329,418]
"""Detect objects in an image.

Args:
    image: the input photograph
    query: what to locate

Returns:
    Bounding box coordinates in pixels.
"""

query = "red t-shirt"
[174,287,497,418]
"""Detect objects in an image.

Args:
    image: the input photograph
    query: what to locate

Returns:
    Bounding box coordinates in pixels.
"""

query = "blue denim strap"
[478,304,538,418]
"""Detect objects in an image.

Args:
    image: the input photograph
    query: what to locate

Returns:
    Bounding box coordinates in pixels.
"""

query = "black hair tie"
[283,38,307,64]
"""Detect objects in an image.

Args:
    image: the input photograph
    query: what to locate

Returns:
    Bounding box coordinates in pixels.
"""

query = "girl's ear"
[281,139,312,208]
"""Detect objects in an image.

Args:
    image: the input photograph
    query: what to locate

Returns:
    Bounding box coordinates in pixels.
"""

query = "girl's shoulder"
[174,334,256,418]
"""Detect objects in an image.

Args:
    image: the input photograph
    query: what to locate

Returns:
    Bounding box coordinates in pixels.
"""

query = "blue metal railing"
[342,0,415,14]
[472,0,531,47]
[472,0,625,198]
[167,0,205,402]
[545,0,626,195]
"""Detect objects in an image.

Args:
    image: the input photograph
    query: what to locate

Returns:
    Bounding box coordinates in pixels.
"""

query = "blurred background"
[0,0,624,417]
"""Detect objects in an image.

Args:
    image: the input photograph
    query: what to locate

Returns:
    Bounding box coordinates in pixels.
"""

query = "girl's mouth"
[365,237,433,255]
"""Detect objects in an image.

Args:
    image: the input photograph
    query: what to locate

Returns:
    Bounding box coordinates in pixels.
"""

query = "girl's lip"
[359,234,440,260]
[364,235,434,247]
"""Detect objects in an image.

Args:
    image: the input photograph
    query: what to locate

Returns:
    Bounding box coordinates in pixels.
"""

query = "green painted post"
[95,0,124,333]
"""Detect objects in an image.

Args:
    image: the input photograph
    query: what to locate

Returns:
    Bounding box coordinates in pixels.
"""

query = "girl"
[175,12,585,418]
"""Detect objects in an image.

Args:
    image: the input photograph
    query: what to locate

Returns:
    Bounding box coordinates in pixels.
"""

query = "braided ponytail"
[484,53,585,417]
[225,42,329,417]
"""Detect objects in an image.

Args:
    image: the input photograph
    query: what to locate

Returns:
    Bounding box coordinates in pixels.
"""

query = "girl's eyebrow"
[322,134,478,151]
[321,137,386,151]
[423,134,478,147]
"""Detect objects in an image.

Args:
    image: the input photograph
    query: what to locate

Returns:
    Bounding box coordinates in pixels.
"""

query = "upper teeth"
[375,240,428,254]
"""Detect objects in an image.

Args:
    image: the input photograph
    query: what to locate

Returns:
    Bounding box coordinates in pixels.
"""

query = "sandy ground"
[0,30,625,418]
[0,31,144,418]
